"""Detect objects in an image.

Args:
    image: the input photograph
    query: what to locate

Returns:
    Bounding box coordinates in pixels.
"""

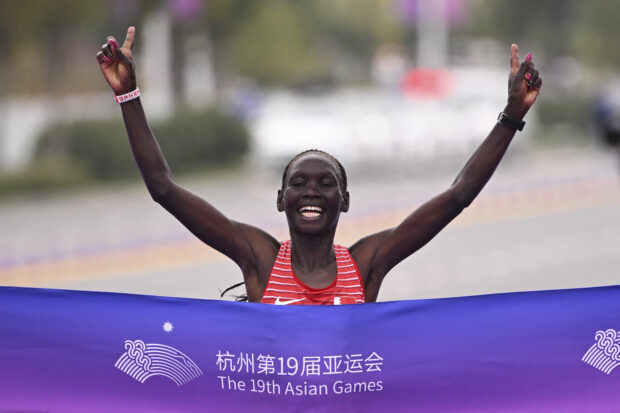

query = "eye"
[321,179,336,188]
[289,179,304,187]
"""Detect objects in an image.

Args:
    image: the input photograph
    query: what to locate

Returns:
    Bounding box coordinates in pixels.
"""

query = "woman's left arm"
[352,44,542,298]
[449,45,541,208]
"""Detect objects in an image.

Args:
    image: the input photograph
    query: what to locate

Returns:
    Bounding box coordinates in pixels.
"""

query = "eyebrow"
[288,169,338,180]
[286,159,344,187]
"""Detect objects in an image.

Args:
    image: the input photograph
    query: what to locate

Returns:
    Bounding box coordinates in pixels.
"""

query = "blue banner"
[1,285,619,412]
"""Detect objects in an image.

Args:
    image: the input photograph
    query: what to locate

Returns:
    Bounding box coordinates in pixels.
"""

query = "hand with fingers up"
[506,44,542,120]
[96,27,137,96]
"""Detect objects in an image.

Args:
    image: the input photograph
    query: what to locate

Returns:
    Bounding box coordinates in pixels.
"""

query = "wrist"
[113,83,137,96]
[113,75,138,96]
[503,101,528,120]
[115,87,140,104]
[497,111,525,131]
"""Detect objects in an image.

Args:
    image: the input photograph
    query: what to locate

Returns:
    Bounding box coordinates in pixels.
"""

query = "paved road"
[1,143,618,302]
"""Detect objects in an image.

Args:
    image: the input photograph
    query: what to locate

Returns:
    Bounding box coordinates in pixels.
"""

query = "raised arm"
[96,28,170,202]
[352,44,542,300]
[96,28,278,283]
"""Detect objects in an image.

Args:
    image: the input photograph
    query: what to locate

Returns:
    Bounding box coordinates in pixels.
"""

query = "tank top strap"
[261,241,365,304]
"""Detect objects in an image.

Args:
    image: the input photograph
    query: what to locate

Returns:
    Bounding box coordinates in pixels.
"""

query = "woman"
[96,27,541,304]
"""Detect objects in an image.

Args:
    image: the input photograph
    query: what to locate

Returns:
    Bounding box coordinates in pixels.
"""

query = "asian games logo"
[582,329,620,374]
[114,321,203,386]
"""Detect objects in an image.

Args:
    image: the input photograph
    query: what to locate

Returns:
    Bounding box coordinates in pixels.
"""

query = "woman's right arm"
[96,27,278,274]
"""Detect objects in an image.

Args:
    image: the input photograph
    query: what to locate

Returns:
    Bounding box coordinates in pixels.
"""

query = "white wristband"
[115,88,140,104]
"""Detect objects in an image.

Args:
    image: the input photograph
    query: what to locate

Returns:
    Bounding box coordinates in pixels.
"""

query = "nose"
[301,180,321,197]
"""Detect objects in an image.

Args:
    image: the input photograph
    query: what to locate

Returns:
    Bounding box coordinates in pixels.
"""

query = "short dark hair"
[280,149,348,191]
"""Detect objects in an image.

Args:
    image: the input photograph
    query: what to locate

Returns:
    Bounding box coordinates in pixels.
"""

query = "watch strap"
[497,112,525,131]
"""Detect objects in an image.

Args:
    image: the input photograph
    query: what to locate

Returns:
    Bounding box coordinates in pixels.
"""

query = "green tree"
[571,1,620,68]
[225,1,330,86]
[467,0,620,70]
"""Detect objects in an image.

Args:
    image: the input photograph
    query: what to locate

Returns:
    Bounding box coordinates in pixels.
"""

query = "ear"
[277,189,284,212]
[341,191,350,212]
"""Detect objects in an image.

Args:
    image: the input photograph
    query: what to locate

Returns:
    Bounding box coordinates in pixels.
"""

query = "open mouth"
[298,205,324,219]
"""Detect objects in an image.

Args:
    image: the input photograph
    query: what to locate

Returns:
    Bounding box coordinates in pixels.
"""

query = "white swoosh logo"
[274,297,305,305]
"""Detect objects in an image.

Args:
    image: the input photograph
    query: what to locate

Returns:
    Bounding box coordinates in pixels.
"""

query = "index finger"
[510,43,519,74]
[122,26,136,50]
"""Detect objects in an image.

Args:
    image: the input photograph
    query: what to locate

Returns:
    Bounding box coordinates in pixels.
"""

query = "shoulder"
[348,231,393,302]
[235,222,280,265]
[348,230,392,281]
[234,223,282,302]
[233,223,280,276]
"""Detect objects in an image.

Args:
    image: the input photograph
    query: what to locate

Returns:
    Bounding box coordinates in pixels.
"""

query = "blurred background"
[0,0,618,301]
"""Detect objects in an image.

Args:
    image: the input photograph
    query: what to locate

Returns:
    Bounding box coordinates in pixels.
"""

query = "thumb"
[510,43,519,74]
[122,26,136,51]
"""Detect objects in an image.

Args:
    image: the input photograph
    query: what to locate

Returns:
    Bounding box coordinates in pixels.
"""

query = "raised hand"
[507,44,542,119]
[96,27,136,95]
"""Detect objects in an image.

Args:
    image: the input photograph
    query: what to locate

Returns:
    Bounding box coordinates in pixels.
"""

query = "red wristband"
[115,88,140,104]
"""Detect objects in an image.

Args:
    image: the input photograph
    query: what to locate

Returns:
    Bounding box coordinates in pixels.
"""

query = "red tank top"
[260,240,365,305]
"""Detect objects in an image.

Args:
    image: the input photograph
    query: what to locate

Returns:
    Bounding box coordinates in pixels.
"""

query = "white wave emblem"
[582,329,620,374]
[115,339,203,385]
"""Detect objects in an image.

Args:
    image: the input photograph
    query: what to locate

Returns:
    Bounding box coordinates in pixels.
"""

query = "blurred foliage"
[313,0,405,55]
[466,0,574,54]
[0,0,409,93]
[0,107,249,195]
[0,1,104,94]
[153,108,250,171]
[205,0,406,86]
[537,95,591,131]
[571,2,620,68]
[0,0,619,142]
[466,0,620,134]
[0,161,89,196]
[37,120,134,181]
[467,0,620,68]
[31,108,249,182]
[225,1,331,86]
[3,0,620,93]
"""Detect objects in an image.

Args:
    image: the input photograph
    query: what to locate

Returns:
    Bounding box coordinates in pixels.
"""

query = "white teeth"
[299,206,323,219]
[299,206,323,213]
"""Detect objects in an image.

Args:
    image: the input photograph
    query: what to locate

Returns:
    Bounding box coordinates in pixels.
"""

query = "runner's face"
[278,154,349,235]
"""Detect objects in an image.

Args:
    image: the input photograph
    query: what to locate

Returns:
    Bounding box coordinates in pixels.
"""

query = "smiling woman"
[278,152,349,234]
[96,27,541,304]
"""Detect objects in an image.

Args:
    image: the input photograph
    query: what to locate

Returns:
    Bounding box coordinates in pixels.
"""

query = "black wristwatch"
[497,112,525,131]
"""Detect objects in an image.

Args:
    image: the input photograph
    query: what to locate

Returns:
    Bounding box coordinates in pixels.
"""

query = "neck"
[289,232,336,271]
